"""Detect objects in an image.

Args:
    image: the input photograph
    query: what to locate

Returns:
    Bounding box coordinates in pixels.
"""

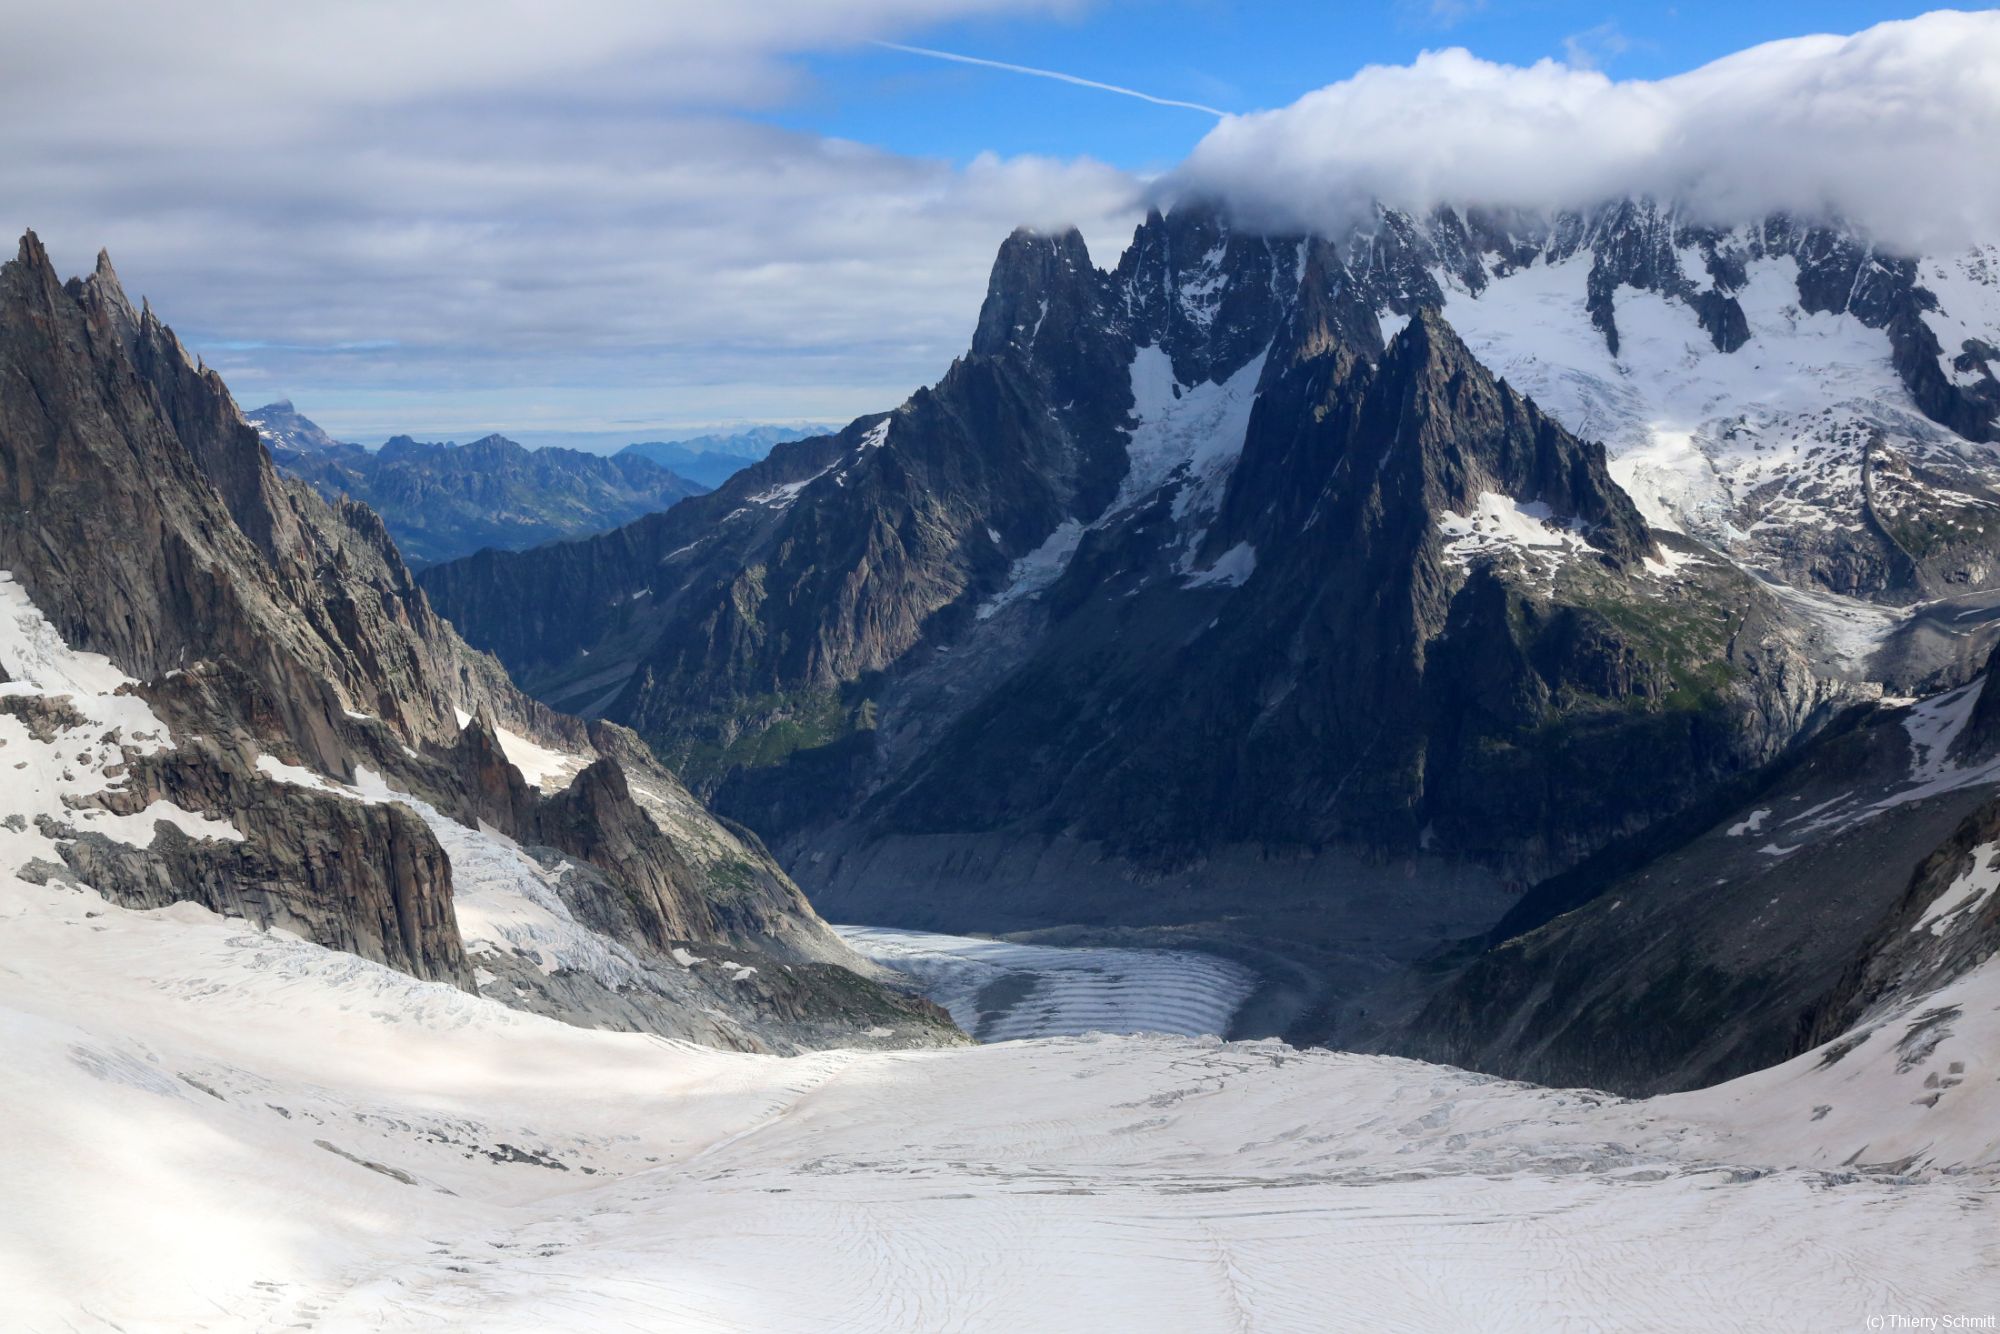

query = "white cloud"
[1561,22,1633,72]
[11,6,1993,440]
[2,1,1138,440]
[1175,9,2000,254]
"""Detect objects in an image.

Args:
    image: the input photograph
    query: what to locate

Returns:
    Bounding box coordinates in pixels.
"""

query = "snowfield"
[4,879,1997,1331]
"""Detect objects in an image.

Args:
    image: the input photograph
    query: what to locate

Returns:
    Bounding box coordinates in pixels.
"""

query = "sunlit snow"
[1912,840,2000,937]
[3,880,1995,1331]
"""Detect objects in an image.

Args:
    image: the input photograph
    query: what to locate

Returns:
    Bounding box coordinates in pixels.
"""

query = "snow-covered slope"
[5,875,1996,1331]
[0,572,246,871]
[0,540,946,1054]
[1434,232,2000,682]
[1665,945,2000,1174]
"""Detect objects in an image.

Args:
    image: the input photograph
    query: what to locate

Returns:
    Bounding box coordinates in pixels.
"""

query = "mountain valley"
[9,8,2000,1326]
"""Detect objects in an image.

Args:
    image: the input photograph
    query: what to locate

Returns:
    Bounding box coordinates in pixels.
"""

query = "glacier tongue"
[834,924,1255,1040]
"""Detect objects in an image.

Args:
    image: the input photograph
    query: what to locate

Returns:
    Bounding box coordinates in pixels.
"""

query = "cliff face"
[865,303,1776,874]
[422,202,1965,890]
[0,232,956,1051]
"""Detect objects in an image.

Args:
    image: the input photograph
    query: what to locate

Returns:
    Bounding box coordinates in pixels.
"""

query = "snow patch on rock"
[1182,540,1257,589]
[493,724,582,794]
[1913,840,2000,937]
[1436,492,1590,580]
[977,519,1084,621]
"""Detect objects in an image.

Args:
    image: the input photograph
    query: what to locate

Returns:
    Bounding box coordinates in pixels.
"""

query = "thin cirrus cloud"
[1175,8,2000,255]
[869,40,1229,116]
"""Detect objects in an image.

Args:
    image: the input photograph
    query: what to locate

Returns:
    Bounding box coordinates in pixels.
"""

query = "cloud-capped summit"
[1175,10,2000,253]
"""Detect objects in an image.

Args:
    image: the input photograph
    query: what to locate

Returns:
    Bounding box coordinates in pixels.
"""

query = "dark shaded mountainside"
[422,200,2000,1086]
[249,401,707,566]
[0,233,954,1053]
[1387,645,2000,1096]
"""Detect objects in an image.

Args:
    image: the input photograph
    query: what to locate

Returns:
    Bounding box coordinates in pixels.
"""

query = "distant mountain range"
[617,425,829,489]
[246,402,711,566]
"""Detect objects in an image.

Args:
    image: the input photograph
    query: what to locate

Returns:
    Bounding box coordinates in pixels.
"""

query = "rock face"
[425,205,1857,863]
[53,744,467,984]
[249,406,707,567]
[0,231,955,1051]
[864,305,1806,881]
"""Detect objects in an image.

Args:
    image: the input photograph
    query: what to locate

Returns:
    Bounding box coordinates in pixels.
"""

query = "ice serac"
[0,231,955,1050]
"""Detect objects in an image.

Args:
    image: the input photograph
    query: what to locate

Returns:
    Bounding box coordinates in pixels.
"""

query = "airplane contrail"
[870,40,1229,117]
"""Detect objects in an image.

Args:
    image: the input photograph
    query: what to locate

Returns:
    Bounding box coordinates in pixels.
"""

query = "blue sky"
[1,1,1979,447]
[775,1,1947,171]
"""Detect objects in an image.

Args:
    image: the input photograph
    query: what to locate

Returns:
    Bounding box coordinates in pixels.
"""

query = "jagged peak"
[135,297,207,377]
[972,225,1102,358]
[61,246,144,353]
[983,226,1094,295]
[1367,306,1656,565]
[1276,239,1382,370]
[1379,303,1467,377]
[13,228,49,269]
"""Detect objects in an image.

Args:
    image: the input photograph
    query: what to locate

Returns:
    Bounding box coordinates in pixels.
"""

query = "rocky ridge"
[0,232,954,1053]
[1390,642,2000,1095]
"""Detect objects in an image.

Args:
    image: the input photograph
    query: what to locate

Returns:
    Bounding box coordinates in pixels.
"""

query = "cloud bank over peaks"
[1172,9,2000,255]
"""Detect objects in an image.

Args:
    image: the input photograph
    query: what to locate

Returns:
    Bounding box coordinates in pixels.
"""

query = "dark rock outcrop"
[58,743,468,985]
